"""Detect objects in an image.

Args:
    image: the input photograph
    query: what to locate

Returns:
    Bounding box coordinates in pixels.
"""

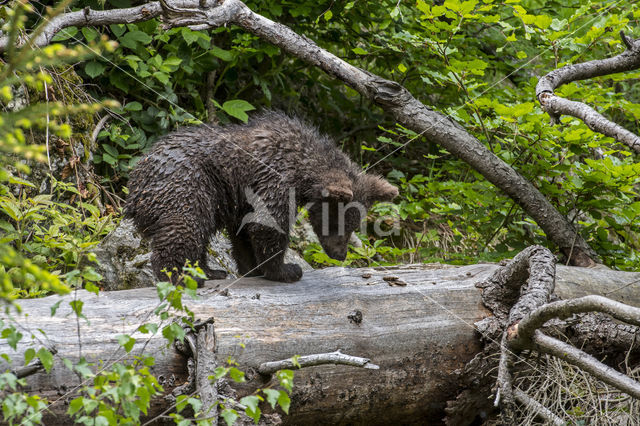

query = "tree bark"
[2,264,639,424]
[0,0,597,265]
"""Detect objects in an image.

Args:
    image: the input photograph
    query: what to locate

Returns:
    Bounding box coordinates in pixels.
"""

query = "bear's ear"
[311,183,353,202]
[358,174,399,202]
[310,172,353,202]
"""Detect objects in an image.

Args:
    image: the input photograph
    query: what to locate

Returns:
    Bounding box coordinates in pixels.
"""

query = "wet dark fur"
[125,111,398,283]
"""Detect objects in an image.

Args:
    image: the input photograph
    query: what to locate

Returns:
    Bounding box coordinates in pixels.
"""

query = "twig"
[258,350,379,375]
[91,114,111,144]
[513,388,563,426]
[42,67,52,171]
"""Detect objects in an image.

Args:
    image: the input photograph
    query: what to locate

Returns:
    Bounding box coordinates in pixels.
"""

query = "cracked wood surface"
[2,263,639,424]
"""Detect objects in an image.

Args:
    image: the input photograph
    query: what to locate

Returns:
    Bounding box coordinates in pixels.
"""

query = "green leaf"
[262,389,280,409]
[277,391,291,414]
[228,367,245,382]
[51,27,78,41]
[85,61,106,78]
[82,268,102,282]
[68,397,84,415]
[156,281,174,300]
[221,99,256,123]
[352,47,368,55]
[153,72,169,85]
[220,408,238,426]
[240,395,260,412]
[534,14,553,29]
[2,327,22,350]
[276,370,294,392]
[138,323,159,334]
[117,334,136,353]
[85,282,99,296]
[416,0,430,14]
[37,348,54,373]
[240,395,262,424]
[110,24,126,37]
[7,176,35,187]
[124,101,143,111]
[69,300,85,318]
[324,10,333,21]
[211,46,234,62]
[102,144,119,158]
[24,348,36,365]
[50,300,62,316]
[162,322,186,343]
[103,153,117,165]
[119,30,152,49]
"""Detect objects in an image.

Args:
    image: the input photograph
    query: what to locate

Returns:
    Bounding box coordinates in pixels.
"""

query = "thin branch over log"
[536,31,640,153]
[257,350,379,376]
[0,0,597,265]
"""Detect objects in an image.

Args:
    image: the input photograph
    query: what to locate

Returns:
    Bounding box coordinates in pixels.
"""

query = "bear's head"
[307,172,398,261]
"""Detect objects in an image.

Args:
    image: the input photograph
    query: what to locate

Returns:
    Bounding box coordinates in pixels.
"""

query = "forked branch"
[536,31,640,153]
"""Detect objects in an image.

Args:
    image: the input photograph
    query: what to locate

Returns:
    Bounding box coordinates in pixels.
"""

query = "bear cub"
[125,111,398,284]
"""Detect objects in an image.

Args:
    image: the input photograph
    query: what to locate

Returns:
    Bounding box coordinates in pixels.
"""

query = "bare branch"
[1,3,162,50]
[536,31,640,152]
[258,350,379,375]
[516,295,640,345]
[512,388,564,426]
[11,359,45,379]
[532,331,640,399]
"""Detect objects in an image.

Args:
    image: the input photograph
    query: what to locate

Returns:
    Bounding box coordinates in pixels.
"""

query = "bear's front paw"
[266,263,303,283]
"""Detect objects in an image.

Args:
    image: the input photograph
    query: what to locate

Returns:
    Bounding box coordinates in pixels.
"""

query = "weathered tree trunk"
[2,264,639,424]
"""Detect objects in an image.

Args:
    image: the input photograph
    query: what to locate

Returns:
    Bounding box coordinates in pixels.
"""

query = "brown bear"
[125,111,398,283]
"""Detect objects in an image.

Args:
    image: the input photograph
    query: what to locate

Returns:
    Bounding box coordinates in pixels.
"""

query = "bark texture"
[2,263,640,424]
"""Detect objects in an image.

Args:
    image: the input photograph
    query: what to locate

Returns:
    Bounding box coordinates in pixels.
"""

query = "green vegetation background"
[1,0,640,423]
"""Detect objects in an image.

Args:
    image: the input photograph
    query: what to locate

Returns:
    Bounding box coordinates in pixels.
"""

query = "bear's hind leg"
[150,215,226,286]
[230,229,260,277]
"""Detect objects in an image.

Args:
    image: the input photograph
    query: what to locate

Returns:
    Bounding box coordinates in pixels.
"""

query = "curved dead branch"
[0,0,597,265]
[536,31,640,153]
[517,295,640,344]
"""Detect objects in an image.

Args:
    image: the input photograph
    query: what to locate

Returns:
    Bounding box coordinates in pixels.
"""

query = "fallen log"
[2,263,639,424]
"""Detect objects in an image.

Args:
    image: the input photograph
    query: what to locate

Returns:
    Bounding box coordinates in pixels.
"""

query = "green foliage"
[67,359,163,424]
[0,0,117,305]
[3,0,640,423]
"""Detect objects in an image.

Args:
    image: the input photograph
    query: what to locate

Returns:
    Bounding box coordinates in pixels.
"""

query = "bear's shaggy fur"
[125,111,398,283]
